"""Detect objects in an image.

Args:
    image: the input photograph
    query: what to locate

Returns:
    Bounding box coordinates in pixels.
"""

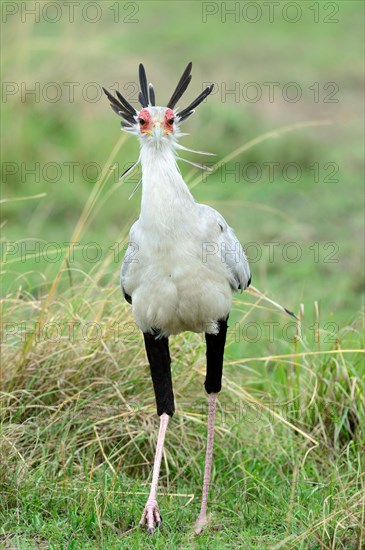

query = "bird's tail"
[246,285,299,320]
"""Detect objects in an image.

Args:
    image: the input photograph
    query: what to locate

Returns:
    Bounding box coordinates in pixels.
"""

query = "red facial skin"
[138,108,175,134]
[138,109,153,133]
[163,108,175,133]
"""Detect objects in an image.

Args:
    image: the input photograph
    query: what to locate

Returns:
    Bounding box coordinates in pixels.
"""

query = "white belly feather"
[123,234,232,336]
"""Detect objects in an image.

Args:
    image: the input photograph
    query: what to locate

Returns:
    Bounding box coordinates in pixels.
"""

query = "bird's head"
[135,106,177,144]
[103,63,214,149]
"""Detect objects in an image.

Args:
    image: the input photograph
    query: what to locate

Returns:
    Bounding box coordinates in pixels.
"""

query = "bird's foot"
[194,513,208,535]
[140,498,162,535]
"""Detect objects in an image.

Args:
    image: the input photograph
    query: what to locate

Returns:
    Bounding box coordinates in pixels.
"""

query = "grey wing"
[199,204,251,291]
[220,222,251,291]
[120,220,139,304]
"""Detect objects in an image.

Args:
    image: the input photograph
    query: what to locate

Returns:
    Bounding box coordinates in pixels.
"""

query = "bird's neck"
[139,143,195,228]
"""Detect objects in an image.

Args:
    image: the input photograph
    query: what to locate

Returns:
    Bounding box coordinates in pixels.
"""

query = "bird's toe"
[140,511,146,527]
[140,498,161,534]
[153,508,161,525]
[194,515,208,535]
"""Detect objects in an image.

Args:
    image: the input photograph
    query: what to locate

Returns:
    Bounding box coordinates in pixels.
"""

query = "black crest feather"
[138,64,149,108]
[167,62,193,109]
[103,62,213,127]
[102,86,136,125]
[177,84,214,121]
[149,83,156,106]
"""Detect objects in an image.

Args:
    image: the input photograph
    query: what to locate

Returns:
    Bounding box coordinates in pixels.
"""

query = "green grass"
[1,280,364,549]
[1,1,364,548]
[1,242,365,545]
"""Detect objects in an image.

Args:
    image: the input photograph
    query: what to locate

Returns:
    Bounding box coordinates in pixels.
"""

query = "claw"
[194,514,208,535]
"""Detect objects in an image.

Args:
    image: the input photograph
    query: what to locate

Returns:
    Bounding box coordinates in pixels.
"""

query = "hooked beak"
[152,122,163,140]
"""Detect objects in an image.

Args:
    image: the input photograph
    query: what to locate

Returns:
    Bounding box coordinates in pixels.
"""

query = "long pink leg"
[194,392,218,535]
[140,413,170,534]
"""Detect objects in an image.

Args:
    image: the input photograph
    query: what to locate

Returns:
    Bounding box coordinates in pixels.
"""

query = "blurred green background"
[2,0,364,344]
[1,3,364,547]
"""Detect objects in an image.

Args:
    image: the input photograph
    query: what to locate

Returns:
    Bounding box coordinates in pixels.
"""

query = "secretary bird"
[103,63,294,535]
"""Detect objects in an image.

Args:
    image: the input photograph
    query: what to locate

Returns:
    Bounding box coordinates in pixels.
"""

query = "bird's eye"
[139,118,146,125]
[167,118,174,125]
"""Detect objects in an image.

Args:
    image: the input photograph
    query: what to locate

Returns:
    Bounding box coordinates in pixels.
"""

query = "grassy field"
[1,1,364,548]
